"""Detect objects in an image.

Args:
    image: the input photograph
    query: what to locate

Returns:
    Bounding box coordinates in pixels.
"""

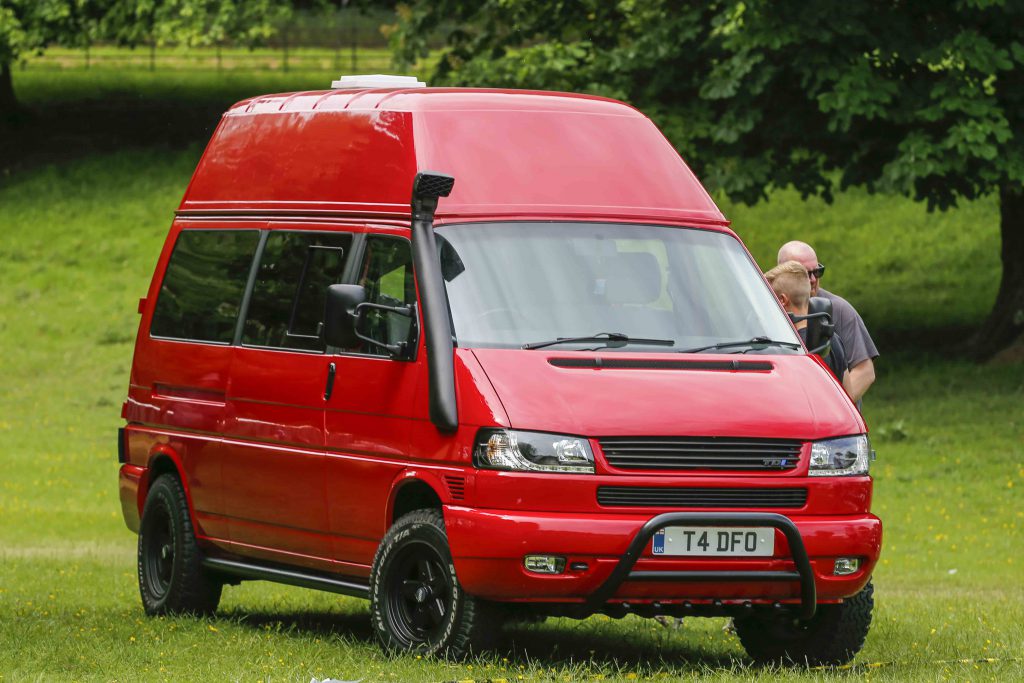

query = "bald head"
[777,240,821,295]
[778,240,817,265]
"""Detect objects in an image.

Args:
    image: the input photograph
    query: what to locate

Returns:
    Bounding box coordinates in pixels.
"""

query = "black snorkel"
[410,171,459,433]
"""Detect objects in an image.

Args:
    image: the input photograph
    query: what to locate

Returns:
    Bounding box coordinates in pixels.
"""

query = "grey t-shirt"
[818,288,878,367]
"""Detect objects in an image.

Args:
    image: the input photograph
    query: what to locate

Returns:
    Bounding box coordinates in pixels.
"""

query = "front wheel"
[138,474,222,615]
[369,509,498,657]
[735,581,874,666]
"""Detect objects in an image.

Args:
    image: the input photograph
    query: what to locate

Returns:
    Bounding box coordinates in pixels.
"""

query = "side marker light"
[524,555,566,574]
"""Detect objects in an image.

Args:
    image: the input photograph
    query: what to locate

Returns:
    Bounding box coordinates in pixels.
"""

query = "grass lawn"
[1,69,1022,681]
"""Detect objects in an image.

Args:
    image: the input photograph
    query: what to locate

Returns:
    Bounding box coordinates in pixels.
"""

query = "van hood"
[468,349,863,440]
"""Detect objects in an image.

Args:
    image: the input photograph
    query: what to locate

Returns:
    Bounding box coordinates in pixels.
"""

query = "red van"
[118,76,881,665]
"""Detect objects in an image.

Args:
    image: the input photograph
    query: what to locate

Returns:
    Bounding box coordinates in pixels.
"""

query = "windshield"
[434,222,802,353]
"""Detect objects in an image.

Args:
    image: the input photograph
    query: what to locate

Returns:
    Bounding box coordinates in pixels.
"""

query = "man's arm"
[841,369,853,395]
[846,358,876,403]
[825,293,878,403]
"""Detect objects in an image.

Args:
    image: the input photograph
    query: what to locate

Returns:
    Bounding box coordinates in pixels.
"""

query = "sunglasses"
[808,263,826,278]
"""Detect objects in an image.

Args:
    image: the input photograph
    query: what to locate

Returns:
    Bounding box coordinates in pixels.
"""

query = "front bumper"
[444,506,881,617]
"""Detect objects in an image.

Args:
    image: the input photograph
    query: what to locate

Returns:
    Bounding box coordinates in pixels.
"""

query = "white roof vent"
[331,74,426,89]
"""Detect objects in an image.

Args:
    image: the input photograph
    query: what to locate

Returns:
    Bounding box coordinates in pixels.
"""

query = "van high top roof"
[180,87,726,226]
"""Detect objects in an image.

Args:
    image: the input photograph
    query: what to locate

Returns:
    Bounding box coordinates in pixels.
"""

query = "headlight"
[474,429,595,474]
[809,435,871,476]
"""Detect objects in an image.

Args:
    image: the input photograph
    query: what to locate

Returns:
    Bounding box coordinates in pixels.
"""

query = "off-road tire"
[138,474,222,615]
[369,509,499,658]
[735,581,874,666]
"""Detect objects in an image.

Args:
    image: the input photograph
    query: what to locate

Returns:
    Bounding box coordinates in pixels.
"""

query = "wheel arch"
[141,445,198,527]
[386,471,446,528]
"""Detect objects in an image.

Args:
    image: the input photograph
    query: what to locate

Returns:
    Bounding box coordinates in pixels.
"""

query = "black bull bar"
[583,512,817,620]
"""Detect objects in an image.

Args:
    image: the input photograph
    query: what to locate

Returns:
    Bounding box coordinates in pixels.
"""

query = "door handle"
[324,362,337,401]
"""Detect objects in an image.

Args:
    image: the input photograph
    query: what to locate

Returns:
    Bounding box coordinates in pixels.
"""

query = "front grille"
[597,486,808,508]
[599,436,802,471]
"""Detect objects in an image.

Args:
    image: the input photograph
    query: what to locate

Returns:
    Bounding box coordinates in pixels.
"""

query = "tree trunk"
[969,183,1024,358]
[0,61,17,119]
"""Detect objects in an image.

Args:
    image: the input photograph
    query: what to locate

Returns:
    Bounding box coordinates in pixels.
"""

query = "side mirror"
[324,284,366,349]
[804,296,835,356]
[323,284,417,358]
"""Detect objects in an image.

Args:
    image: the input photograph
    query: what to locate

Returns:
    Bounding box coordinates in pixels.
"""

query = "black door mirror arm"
[350,301,417,358]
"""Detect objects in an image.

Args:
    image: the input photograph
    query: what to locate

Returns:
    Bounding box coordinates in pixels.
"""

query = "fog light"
[833,557,860,576]
[524,555,566,574]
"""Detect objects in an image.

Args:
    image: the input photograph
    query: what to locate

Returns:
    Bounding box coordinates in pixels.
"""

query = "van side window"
[150,229,260,343]
[357,236,415,356]
[242,231,353,352]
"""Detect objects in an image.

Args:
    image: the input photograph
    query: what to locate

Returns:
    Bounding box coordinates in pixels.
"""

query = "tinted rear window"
[150,230,260,343]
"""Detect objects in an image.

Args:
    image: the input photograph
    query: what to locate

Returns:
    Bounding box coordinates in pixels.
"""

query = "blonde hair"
[764,260,811,307]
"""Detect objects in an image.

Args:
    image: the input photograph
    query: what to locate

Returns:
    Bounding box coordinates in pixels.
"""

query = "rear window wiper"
[522,332,675,351]
[678,336,802,354]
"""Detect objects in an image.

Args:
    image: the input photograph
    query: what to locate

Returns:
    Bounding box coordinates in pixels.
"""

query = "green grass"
[14,65,369,102]
[1,71,1022,681]
[12,49,430,107]
[725,189,1002,344]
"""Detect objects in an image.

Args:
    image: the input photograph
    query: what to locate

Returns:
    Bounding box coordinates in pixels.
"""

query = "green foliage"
[98,0,292,48]
[393,0,1023,211]
[0,0,292,68]
[388,0,1024,354]
[0,0,97,64]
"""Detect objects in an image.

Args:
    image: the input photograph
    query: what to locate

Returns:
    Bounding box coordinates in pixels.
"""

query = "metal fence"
[20,45,397,73]
[17,9,446,74]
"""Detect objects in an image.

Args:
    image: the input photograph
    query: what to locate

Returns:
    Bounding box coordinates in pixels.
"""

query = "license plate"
[652,526,775,557]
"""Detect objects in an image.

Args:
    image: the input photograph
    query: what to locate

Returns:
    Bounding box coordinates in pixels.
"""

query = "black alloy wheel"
[141,501,175,600]
[369,508,498,657]
[386,541,452,645]
[138,474,222,615]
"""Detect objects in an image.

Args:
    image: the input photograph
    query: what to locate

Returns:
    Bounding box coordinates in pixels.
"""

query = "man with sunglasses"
[778,240,878,403]
[765,260,851,389]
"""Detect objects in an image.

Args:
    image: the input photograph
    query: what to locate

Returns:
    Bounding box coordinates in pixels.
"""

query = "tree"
[0,0,291,118]
[1,1,98,114]
[392,0,1024,357]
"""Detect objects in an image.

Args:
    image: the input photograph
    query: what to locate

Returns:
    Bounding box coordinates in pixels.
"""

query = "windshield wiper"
[677,336,802,354]
[522,332,675,351]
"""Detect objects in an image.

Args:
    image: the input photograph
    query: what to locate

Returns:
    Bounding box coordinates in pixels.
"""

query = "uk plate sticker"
[652,529,666,554]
